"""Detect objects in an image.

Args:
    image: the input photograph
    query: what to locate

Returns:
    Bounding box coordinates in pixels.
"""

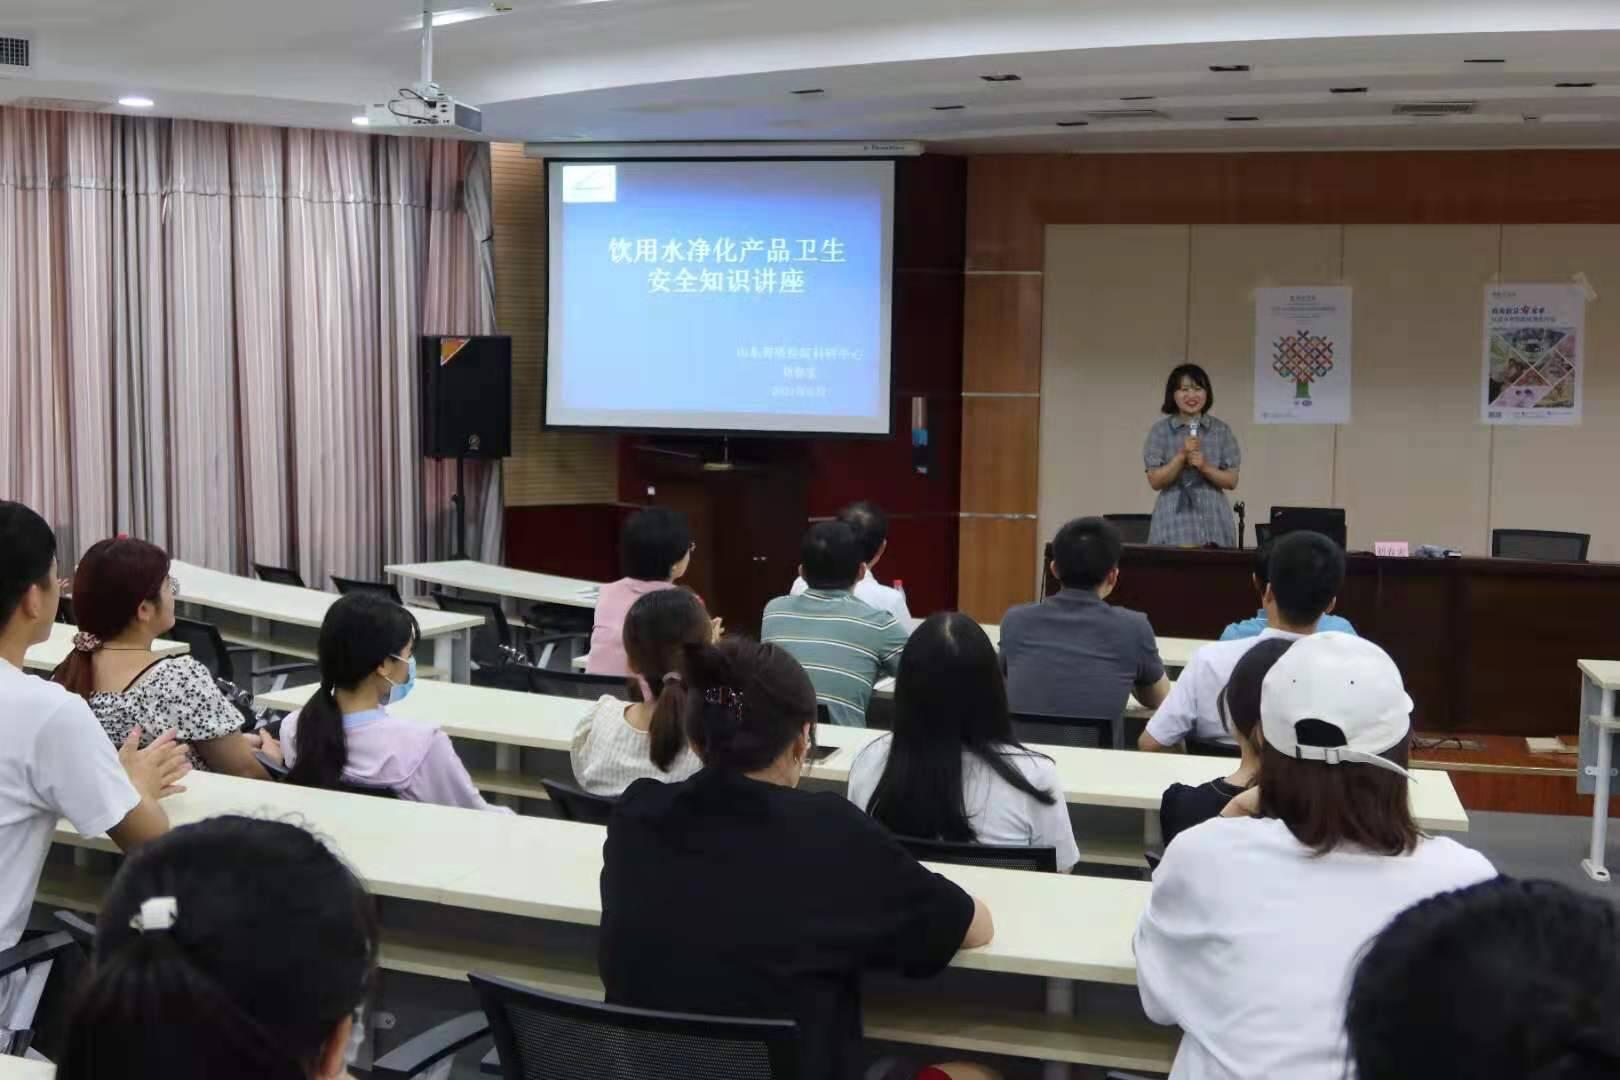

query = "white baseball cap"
[1260,632,1412,778]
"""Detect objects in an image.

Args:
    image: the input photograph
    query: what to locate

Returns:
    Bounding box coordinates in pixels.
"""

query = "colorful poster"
[1253,286,1352,424]
[1482,284,1584,426]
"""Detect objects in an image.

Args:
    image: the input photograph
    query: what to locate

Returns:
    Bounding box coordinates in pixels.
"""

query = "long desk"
[1577,659,1620,882]
[24,624,188,672]
[386,559,601,610]
[168,560,483,683]
[1115,544,1620,736]
[0,1059,52,1079]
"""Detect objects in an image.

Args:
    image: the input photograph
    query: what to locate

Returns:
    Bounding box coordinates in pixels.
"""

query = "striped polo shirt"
[761,587,909,726]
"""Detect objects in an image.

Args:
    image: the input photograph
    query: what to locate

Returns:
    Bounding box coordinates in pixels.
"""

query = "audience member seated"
[572,588,708,796]
[281,592,510,812]
[763,521,908,726]
[1219,541,1357,641]
[0,502,188,1032]
[600,637,994,1080]
[1347,876,1620,1080]
[51,536,275,779]
[792,500,914,627]
[587,507,714,678]
[1000,516,1171,723]
[848,612,1079,873]
[57,815,378,1080]
[1157,637,1292,847]
[1134,633,1497,1080]
[1140,528,1343,752]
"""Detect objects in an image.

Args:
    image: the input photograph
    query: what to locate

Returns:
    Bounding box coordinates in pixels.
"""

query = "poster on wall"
[1253,286,1352,424]
[1482,284,1585,426]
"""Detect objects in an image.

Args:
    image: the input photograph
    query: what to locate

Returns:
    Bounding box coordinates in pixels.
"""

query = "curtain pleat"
[0,106,497,583]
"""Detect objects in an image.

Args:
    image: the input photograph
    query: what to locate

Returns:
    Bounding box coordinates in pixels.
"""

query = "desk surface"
[256,678,1467,833]
[1578,659,1620,692]
[387,560,601,610]
[24,624,188,672]
[54,770,1147,984]
[0,1059,52,1079]
[170,560,482,638]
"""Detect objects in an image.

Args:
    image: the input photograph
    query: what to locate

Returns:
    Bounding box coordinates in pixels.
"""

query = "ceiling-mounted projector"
[365,83,482,134]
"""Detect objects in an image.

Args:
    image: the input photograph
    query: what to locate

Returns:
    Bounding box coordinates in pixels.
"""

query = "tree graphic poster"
[1482,284,1584,427]
[1253,287,1352,425]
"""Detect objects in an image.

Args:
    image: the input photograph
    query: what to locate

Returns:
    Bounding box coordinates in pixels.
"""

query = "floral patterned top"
[87,656,244,771]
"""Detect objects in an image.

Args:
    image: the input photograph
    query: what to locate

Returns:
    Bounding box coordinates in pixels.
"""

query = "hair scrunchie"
[72,631,102,654]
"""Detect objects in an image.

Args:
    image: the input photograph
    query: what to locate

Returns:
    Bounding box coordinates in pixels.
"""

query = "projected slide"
[545,159,894,435]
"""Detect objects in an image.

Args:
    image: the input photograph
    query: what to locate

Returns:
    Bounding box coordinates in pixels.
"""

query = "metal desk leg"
[494,744,520,810]
[431,635,455,684]
[451,630,471,684]
[1583,686,1615,883]
[1144,809,1163,852]
[1043,977,1073,1080]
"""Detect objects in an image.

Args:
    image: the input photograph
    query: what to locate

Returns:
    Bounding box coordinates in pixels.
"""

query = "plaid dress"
[1143,414,1240,547]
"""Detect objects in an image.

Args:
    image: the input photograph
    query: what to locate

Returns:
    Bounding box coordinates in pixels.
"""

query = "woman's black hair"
[865,613,1056,842]
[288,591,419,790]
[622,588,710,771]
[1216,637,1294,744]
[57,816,379,1080]
[621,507,692,582]
[1160,363,1214,415]
[1347,877,1620,1080]
[680,637,817,774]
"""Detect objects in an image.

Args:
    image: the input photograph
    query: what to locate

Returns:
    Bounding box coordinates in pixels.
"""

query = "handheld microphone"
[1188,419,1200,440]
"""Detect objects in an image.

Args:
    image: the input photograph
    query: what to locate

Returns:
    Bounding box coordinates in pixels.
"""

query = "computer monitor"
[1269,506,1347,550]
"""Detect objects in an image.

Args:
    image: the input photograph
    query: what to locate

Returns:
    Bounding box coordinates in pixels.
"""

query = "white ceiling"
[6,0,1620,151]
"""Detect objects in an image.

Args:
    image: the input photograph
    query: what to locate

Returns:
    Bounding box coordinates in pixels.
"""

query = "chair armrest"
[371,1011,491,1080]
[0,931,75,978]
[52,910,97,949]
[252,661,318,678]
[224,643,258,656]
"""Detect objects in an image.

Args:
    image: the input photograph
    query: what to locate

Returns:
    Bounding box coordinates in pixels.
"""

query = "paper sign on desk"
[1375,541,1410,557]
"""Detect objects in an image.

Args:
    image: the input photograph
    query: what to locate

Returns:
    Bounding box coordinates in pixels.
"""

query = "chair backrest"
[55,594,76,625]
[330,575,404,604]
[541,779,618,825]
[470,974,800,1080]
[1103,513,1153,544]
[1491,528,1590,563]
[253,562,308,588]
[1252,522,1273,547]
[166,617,234,682]
[0,931,78,1057]
[896,835,1057,874]
[1269,506,1347,550]
[527,668,634,701]
[1009,710,1113,750]
[1185,737,1242,759]
[335,779,400,800]
[815,704,831,727]
[432,591,511,667]
[52,911,96,951]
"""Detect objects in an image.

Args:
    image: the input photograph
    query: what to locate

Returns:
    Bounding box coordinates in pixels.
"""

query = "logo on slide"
[561,165,617,203]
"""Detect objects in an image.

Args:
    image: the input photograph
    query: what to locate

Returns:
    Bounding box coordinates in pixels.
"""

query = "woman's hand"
[248,730,284,766]
[1187,449,1205,469]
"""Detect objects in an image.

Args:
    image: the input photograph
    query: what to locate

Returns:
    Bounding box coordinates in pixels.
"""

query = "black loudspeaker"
[420,335,512,459]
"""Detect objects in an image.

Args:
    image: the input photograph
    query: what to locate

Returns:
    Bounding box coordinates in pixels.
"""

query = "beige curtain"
[0,107,500,586]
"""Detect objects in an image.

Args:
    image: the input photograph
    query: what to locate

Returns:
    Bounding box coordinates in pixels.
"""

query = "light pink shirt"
[281,706,511,814]
[585,578,678,678]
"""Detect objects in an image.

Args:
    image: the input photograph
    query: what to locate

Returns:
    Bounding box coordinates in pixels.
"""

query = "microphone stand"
[1235,500,1247,550]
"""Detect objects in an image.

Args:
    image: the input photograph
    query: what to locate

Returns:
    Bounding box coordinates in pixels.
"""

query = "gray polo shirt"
[999,589,1166,721]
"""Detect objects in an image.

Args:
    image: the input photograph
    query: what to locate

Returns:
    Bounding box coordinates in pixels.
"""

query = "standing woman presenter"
[1143,364,1240,547]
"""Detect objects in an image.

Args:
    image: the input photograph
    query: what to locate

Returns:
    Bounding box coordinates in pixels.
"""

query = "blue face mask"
[383,655,416,705]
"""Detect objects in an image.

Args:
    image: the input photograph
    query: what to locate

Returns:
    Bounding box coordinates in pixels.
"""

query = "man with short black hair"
[1140,528,1347,752]
[790,501,913,627]
[763,521,908,726]
[1000,517,1172,729]
[1219,541,1357,641]
[0,501,190,1023]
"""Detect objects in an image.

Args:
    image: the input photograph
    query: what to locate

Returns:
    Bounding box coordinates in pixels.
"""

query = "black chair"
[1252,522,1273,547]
[432,591,583,671]
[53,911,96,951]
[1011,710,1119,750]
[541,779,617,825]
[331,575,404,604]
[526,667,638,701]
[1103,513,1153,544]
[166,617,313,705]
[1269,506,1347,550]
[0,931,78,1057]
[253,562,307,588]
[1185,737,1242,759]
[372,974,800,1080]
[897,836,1057,874]
[1491,528,1590,563]
[55,594,75,625]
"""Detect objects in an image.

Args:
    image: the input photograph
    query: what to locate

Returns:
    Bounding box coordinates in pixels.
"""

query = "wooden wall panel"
[958,517,1039,622]
[961,396,1039,516]
[963,275,1043,394]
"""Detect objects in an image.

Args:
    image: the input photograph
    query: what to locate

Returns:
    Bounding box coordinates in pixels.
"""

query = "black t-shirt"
[600,768,976,1080]
[1160,778,1246,847]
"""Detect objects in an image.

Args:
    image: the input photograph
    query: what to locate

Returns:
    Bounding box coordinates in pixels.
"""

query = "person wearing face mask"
[281,592,509,812]
[1143,363,1241,548]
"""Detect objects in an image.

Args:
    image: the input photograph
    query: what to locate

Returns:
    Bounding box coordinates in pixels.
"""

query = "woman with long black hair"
[848,612,1079,872]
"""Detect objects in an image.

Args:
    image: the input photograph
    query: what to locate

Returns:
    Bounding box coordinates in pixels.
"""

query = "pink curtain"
[0,107,499,586]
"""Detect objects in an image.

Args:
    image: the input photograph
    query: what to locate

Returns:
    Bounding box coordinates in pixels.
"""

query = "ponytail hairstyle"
[622,588,710,771]
[56,815,379,1080]
[288,592,419,790]
[51,536,172,698]
[680,637,817,774]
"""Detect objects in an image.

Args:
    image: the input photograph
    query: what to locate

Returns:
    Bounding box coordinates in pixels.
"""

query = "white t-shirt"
[791,574,914,630]
[1144,629,1304,747]
[0,658,140,1016]
[846,733,1080,872]
[1134,815,1496,1080]
[571,696,702,797]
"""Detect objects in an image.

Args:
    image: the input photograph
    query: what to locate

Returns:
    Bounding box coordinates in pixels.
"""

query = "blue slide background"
[549,160,891,430]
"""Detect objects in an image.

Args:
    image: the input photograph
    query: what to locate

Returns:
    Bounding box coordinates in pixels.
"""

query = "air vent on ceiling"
[1120,95,1157,101]
[789,88,824,96]
[1393,101,1476,116]
[931,104,966,111]
[1464,58,1506,64]
[1330,87,1369,95]
[1087,108,1169,122]
[1225,116,1260,122]
[0,34,31,72]
[10,97,111,113]
[1556,82,1597,89]
[1055,120,1089,128]
[1210,64,1250,73]
[980,73,1021,83]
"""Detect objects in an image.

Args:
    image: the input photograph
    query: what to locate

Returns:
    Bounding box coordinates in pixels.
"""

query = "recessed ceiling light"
[1464,58,1506,64]
[980,74,1022,83]
[1330,87,1369,95]
[1225,115,1260,122]
[931,104,966,111]
[117,96,154,108]
[351,115,370,126]
[789,88,824,96]
[1209,64,1250,73]
[1556,81,1597,88]
[1121,95,1157,101]
[1055,120,1089,127]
